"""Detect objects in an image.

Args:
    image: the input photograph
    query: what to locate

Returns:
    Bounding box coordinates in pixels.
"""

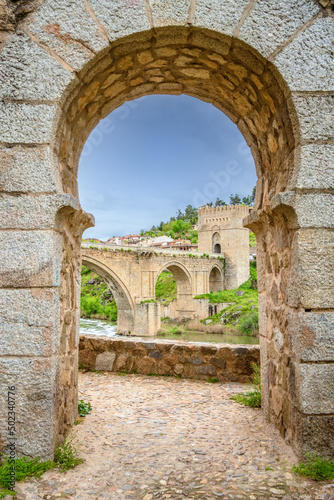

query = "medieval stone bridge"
[0,0,332,465]
[82,243,225,336]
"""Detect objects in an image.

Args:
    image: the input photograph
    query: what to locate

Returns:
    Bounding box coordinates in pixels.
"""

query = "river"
[80,318,259,345]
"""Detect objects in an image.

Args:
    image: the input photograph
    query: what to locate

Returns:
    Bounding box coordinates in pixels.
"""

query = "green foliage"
[78,399,92,417]
[140,299,157,304]
[292,454,334,481]
[54,435,84,473]
[249,232,256,247]
[172,219,191,235]
[230,193,241,205]
[207,377,219,383]
[230,363,261,408]
[0,435,84,495]
[238,311,258,335]
[155,270,177,305]
[250,260,257,281]
[0,456,55,490]
[81,267,117,321]
[194,265,258,336]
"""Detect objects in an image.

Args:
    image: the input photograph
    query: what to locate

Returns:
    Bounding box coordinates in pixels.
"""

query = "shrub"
[78,400,92,417]
[54,435,84,472]
[237,311,258,335]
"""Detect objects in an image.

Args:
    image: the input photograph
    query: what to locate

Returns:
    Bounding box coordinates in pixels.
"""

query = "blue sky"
[79,94,256,240]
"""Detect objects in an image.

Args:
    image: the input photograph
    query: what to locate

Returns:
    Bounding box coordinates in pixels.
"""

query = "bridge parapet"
[81,241,225,260]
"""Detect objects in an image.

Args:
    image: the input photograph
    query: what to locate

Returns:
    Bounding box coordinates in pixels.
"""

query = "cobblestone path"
[18,372,334,500]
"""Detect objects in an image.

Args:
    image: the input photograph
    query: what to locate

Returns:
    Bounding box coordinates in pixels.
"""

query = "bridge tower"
[198,205,250,289]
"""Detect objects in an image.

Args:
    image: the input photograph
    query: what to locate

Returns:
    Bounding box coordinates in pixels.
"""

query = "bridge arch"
[155,260,192,304]
[2,1,332,460]
[209,265,223,293]
[82,255,135,335]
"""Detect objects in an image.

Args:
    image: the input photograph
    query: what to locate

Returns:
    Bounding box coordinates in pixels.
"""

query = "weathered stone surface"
[0,356,59,459]
[288,229,334,309]
[301,414,334,459]
[149,0,190,26]
[79,335,260,382]
[271,192,334,229]
[300,364,334,414]
[0,32,73,101]
[0,193,79,229]
[95,351,116,371]
[0,231,62,287]
[275,17,334,91]
[0,103,56,143]
[0,288,60,356]
[239,0,319,57]
[87,0,150,43]
[292,144,334,190]
[194,0,249,36]
[289,311,334,362]
[0,146,60,193]
[291,94,334,142]
[25,0,108,70]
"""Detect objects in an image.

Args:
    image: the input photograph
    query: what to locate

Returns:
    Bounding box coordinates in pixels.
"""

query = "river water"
[80,318,259,345]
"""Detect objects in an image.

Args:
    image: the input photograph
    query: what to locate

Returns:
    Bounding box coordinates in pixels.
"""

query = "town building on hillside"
[171,239,198,251]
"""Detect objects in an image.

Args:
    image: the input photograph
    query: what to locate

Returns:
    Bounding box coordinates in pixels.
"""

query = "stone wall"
[79,335,260,383]
[160,298,210,321]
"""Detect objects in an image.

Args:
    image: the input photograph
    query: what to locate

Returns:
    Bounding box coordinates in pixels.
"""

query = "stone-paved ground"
[17,372,334,500]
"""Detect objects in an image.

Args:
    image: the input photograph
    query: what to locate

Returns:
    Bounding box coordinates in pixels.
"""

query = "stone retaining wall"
[79,335,260,383]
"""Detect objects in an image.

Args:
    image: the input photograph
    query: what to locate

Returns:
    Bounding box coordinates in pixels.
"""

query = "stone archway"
[82,256,135,335]
[209,266,223,292]
[156,261,193,317]
[0,1,332,460]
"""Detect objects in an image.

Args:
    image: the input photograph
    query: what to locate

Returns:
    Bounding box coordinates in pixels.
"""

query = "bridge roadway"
[81,242,225,336]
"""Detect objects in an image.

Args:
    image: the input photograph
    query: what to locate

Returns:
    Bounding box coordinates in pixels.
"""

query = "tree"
[242,186,256,206]
[215,197,226,207]
[176,209,184,220]
[172,220,190,234]
[229,194,241,205]
[184,204,198,223]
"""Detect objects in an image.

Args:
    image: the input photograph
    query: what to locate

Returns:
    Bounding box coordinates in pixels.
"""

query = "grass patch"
[230,363,261,408]
[0,456,55,491]
[0,433,84,496]
[78,400,92,417]
[207,377,219,383]
[292,454,334,481]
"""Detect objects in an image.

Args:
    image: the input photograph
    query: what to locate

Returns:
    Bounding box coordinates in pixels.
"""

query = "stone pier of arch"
[82,244,225,337]
[0,0,333,464]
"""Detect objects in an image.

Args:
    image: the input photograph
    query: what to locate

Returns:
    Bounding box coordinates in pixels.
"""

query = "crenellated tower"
[198,205,251,289]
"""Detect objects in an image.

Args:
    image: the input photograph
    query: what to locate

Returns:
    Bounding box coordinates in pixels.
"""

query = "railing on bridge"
[81,241,225,260]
